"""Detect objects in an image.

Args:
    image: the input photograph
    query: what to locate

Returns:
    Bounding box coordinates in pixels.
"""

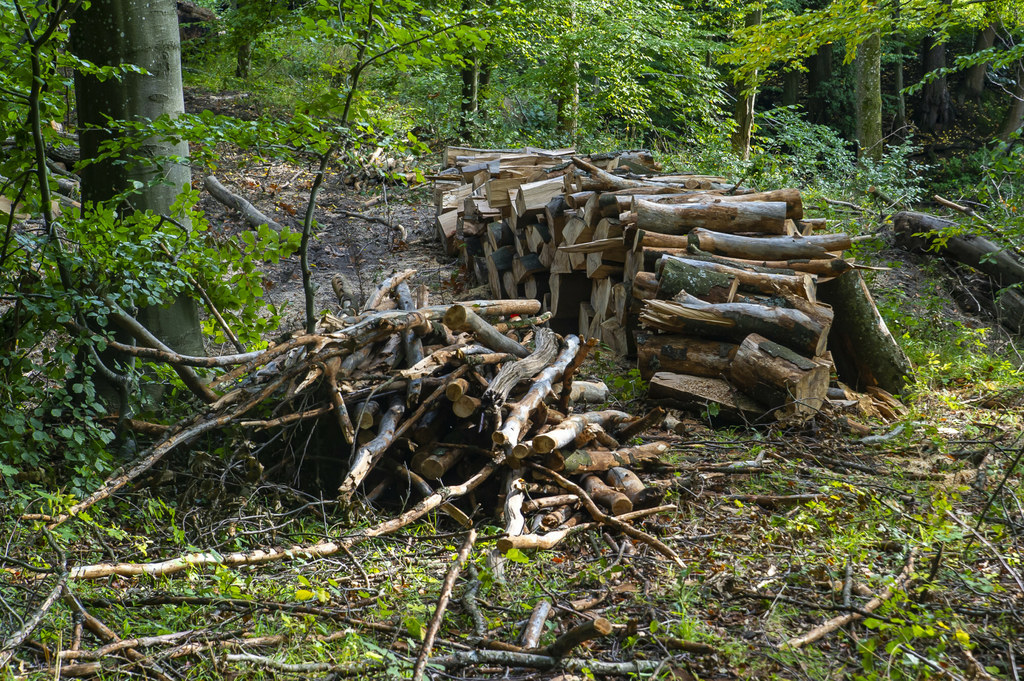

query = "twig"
[558,337,598,412]
[411,528,478,681]
[782,548,916,649]
[0,531,66,668]
[203,175,284,232]
[226,653,384,675]
[539,617,612,658]
[530,465,685,568]
[946,510,1024,595]
[520,600,552,649]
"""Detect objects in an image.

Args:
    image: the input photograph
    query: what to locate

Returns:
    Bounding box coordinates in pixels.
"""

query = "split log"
[688,229,851,261]
[636,199,788,235]
[338,396,405,500]
[640,297,832,357]
[657,254,816,303]
[566,380,609,403]
[606,467,664,509]
[494,336,581,449]
[817,271,912,394]
[532,410,632,454]
[435,210,459,256]
[635,333,738,381]
[727,333,831,418]
[203,175,284,232]
[581,475,631,515]
[648,372,764,422]
[893,210,1024,287]
[555,441,670,474]
[483,327,560,408]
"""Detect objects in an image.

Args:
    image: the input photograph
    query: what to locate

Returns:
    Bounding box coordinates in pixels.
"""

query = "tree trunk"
[917,34,955,133]
[782,68,800,107]
[855,29,883,162]
[731,8,762,160]
[817,271,912,394]
[657,254,816,303]
[459,53,479,140]
[806,44,833,124]
[961,23,996,103]
[71,0,205,375]
[997,61,1024,143]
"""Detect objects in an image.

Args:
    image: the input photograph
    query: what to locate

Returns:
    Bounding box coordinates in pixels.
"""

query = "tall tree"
[997,59,1024,141]
[732,7,762,160]
[961,22,997,102]
[71,0,204,360]
[855,29,883,161]
[917,33,955,132]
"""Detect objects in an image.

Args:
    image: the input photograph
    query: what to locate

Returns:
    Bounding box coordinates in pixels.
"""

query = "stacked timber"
[434,149,910,422]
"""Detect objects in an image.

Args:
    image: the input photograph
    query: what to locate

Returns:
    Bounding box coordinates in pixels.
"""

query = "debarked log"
[531,410,632,454]
[640,297,832,357]
[635,199,787,235]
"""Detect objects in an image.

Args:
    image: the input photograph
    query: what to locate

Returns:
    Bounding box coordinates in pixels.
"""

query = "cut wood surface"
[648,372,764,422]
[727,333,830,418]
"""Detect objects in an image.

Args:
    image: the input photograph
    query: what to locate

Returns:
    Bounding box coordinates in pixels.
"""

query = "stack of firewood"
[434,148,911,423]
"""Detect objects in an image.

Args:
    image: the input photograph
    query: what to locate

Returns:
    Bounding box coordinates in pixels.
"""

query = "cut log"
[699,253,857,277]
[545,196,569,243]
[413,446,467,480]
[635,199,788,235]
[444,304,530,358]
[817,271,912,394]
[688,229,852,261]
[635,333,738,381]
[648,372,764,422]
[338,395,405,499]
[606,467,664,510]
[532,410,632,454]
[657,255,815,303]
[997,288,1024,334]
[727,333,831,419]
[555,441,670,473]
[513,254,546,284]
[549,273,591,332]
[514,177,565,218]
[893,210,1024,287]
[435,210,459,256]
[660,188,803,220]
[582,475,632,515]
[640,297,832,357]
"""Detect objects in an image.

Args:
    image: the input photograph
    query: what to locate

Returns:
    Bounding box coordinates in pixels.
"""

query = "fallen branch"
[411,528,478,681]
[204,175,284,232]
[782,548,916,649]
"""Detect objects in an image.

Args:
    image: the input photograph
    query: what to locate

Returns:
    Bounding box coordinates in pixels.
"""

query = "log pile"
[434,148,911,422]
[73,270,679,564]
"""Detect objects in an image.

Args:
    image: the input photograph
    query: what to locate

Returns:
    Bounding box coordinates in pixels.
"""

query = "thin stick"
[530,465,685,568]
[558,337,598,412]
[783,549,916,649]
[411,529,477,681]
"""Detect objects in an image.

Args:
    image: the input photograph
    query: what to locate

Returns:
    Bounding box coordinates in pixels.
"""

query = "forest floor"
[2,93,1022,680]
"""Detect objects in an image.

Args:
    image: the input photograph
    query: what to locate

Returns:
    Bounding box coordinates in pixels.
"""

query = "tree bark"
[961,23,996,103]
[727,333,830,419]
[855,29,883,162]
[657,254,816,303]
[997,60,1024,143]
[688,228,851,261]
[917,33,955,133]
[817,271,912,394]
[71,0,205,394]
[636,333,738,380]
[636,199,787,235]
[732,8,762,160]
[806,43,833,124]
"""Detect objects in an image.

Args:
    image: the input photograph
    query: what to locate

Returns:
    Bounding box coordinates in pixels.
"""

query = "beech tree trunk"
[732,8,762,160]
[71,0,205,391]
[961,24,996,103]
[855,29,883,162]
[806,44,833,124]
[917,34,955,133]
[997,61,1024,143]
